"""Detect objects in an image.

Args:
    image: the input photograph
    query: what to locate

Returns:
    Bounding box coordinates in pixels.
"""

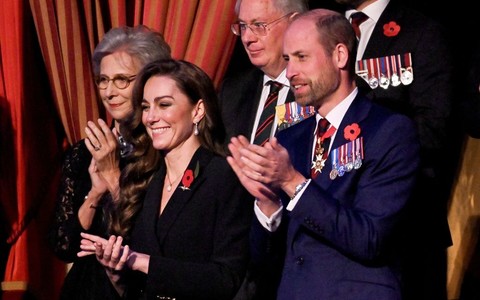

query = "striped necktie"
[253,81,283,146]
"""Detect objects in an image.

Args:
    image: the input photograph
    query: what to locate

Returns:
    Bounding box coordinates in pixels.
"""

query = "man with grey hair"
[219,0,309,147]
[220,2,309,298]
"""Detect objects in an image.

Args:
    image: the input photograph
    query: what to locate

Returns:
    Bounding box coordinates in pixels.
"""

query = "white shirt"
[346,0,390,61]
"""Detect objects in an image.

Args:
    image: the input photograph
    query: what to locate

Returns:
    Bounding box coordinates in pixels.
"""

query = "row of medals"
[329,152,363,180]
[329,137,364,180]
[356,53,413,90]
[311,143,363,180]
[278,103,315,131]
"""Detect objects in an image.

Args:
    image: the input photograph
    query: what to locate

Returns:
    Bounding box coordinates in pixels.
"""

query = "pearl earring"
[194,122,199,136]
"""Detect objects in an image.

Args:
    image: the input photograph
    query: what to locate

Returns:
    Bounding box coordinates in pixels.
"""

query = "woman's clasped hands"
[78,232,130,275]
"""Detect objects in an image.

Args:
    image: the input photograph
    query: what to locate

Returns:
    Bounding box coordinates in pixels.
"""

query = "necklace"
[165,172,181,192]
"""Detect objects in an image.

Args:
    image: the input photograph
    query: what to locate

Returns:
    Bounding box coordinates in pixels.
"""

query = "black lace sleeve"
[48,140,101,262]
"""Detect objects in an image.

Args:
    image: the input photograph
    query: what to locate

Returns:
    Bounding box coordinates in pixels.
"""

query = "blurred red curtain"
[1,1,238,299]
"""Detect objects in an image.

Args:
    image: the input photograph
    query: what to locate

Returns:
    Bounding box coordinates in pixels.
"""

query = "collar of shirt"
[263,68,290,87]
[346,0,389,60]
[322,87,358,139]
[261,68,290,108]
[345,0,389,23]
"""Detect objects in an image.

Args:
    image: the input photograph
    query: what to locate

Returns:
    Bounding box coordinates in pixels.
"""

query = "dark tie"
[253,81,283,146]
[311,118,332,178]
[351,12,368,40]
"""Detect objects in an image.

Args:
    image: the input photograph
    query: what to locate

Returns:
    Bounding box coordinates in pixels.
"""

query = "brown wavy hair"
[110,59,226,239]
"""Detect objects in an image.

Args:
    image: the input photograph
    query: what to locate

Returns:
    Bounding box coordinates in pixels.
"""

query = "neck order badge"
[311,118,336,178]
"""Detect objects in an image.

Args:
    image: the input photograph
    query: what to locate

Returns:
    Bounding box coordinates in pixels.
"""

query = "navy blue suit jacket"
[251,94,420,299]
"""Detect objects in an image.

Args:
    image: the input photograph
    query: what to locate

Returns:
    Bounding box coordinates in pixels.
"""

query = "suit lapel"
[139,164,166,253]
[363,2,404,58]
[315,96,371,189]
[285,89,295,103]
[156,147,212,245]
[236,69,264,136]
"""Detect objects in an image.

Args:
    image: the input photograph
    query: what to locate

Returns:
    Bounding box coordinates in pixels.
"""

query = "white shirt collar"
[263,69,290,87]
[322,88,358,130]
[346,0,389,24]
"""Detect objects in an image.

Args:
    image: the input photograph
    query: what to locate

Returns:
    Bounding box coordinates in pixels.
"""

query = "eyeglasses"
[231,13,293,36]
[95,74,137,90]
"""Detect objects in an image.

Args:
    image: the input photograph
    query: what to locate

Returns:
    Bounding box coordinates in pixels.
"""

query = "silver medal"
[400,67,413,85]
[391,73,401,86]
[368,77,379,89]
[379,74,390,89]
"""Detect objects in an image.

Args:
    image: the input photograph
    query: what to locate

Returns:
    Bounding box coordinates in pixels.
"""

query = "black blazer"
[218,66,295,142]
[358,1,452,163]
[354,0,453,247]
[126,147,254,300]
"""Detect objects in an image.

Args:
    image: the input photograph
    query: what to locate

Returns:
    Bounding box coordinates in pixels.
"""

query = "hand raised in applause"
[78,232,150,275]
[78,233,129,273]
[228,135,298,217]
[78,233,130,293]
[84,118,121,199]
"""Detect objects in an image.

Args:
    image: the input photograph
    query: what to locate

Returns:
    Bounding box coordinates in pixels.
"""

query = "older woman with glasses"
[48,25,171,300]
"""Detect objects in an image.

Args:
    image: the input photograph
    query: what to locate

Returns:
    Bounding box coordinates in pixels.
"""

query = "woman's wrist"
[84,191,102,209]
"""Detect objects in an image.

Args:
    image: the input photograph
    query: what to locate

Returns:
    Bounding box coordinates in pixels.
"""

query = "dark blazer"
[354,3,455,298]
[218,66,295,142]
[354,0,453,251]
[358,1,452,158]
[461,41,480,138]
[126,147,254,300]
[251,95,420,299]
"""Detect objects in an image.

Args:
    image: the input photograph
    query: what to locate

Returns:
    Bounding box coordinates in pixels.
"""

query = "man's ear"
[334,43,349,69]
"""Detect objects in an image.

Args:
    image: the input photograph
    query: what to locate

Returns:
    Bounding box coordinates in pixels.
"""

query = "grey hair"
[234,0,309,15]
[92,25,171,76]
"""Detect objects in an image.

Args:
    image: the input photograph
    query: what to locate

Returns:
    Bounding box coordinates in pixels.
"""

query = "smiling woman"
[77,59,255,299]
[0,1,252,299]
[47,25,171,300]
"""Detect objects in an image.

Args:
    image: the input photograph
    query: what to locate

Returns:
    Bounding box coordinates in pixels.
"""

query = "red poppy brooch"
[383,21,400,37]
[344,123,361,141]
[179,161,200,191]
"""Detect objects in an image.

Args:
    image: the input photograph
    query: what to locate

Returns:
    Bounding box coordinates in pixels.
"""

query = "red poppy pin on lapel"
[344,123,361,141]
[179,161,200,191]
[383,21,400,37]
[329,123,364,180]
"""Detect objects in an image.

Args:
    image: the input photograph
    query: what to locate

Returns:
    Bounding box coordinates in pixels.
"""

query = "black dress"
[48,140,121,300]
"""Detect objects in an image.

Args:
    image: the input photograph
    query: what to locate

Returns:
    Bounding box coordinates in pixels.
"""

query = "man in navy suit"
[218,0,309,144]
[335,0,454,298]
[228,9,420,299]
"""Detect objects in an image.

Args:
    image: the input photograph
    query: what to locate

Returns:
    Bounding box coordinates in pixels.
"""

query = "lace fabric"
[48,140,110,262]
